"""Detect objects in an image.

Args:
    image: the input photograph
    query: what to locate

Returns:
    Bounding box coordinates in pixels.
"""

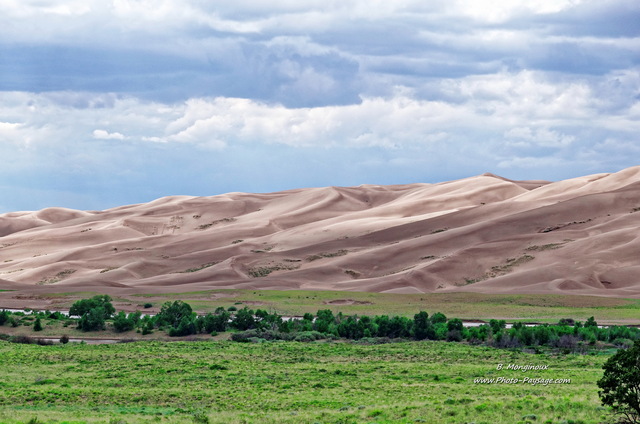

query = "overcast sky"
[1,0,639,212]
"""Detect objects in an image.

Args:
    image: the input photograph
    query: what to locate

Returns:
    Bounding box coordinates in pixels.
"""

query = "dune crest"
[1,166,640,298]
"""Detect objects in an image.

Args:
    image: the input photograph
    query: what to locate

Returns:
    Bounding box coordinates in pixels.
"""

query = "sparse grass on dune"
[0,340,610,424]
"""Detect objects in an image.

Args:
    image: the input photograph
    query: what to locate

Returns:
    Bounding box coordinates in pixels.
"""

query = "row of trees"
[228,308,640,350]
[7,296,640,351]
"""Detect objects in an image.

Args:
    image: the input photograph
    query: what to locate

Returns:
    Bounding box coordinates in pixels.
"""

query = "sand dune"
[1,166,640,300]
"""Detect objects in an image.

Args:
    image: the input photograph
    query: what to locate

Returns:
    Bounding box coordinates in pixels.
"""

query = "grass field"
[0,339,612,424]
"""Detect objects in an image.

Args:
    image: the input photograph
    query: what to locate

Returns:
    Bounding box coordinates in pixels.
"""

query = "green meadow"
[0,339,610,424]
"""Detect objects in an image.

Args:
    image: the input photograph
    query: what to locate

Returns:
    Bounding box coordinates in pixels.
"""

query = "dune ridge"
[1,166,640,298]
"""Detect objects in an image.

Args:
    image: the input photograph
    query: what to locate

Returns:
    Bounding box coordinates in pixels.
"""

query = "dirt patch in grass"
[324,299,373,306]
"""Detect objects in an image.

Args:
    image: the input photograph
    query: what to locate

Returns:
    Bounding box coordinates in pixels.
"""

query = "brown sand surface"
[1,166,639,306]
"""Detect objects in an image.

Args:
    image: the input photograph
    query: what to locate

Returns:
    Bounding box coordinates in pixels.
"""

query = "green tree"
[169,316,197,337]
[413,311,435,340]
[447,318,463,332]
[156,301,193,328]
[232,307,255,331]
[33,317,43,332]
[314,309,335,333]
[77,307,106,331]
[598,340,640,423]
[112,311,135,332]
[69,295,115,319]
[489,319,506,334]
[430,312,447,324]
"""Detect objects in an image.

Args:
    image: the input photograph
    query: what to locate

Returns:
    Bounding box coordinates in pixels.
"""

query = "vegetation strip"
[2,296,640,423]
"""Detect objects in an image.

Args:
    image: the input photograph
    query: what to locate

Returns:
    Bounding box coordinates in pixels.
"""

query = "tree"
[489,319,506,334]
[315,309,335,333]
[113,311,135,332]
[77,307,106,331]
[232,307,255,331]
[413,311,434,340]
[598,340,640,423]
[33,317,43,332]
[156,301,193,328]
[447,318,463,332]
[168,315,197,337]
[430,312,447,324]
[69,295,115,319]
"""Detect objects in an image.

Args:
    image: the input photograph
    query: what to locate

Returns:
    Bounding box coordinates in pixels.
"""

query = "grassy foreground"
[0,340,610,424]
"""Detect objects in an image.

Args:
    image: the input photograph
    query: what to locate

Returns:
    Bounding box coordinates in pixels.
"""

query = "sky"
[1,0,639,212]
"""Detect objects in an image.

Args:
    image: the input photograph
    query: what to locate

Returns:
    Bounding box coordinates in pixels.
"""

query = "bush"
[9,335,35,344]
[294,331,325,342]
[0,310,9,325]
[192,412,210,424]
[59,335,70,344]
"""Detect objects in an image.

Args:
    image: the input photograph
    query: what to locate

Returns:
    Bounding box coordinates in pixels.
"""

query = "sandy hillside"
[1,166,639,301]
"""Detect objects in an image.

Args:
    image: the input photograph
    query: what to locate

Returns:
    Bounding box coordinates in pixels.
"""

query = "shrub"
[141,324,153,335]
[446,330,463,342]
[59,335,70,344]
[192,412,210,424]
[0,310,9,325]
[294,331,325,342]
[9,335,35,344]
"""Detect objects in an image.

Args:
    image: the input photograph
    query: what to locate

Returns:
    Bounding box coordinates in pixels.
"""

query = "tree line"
[3,295,640,351]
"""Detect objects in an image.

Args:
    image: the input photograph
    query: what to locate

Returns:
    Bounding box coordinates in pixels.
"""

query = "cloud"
[92,129,126,140]
[2,68,636,153]
[1,1,639,211]
[505,127,575,148]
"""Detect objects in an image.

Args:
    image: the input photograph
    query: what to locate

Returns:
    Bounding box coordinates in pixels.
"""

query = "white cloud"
[1,69,635,154]
[505,127,575,147]
[497,156,568,169]
[451,0,583,23]
[92,129,126,140]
